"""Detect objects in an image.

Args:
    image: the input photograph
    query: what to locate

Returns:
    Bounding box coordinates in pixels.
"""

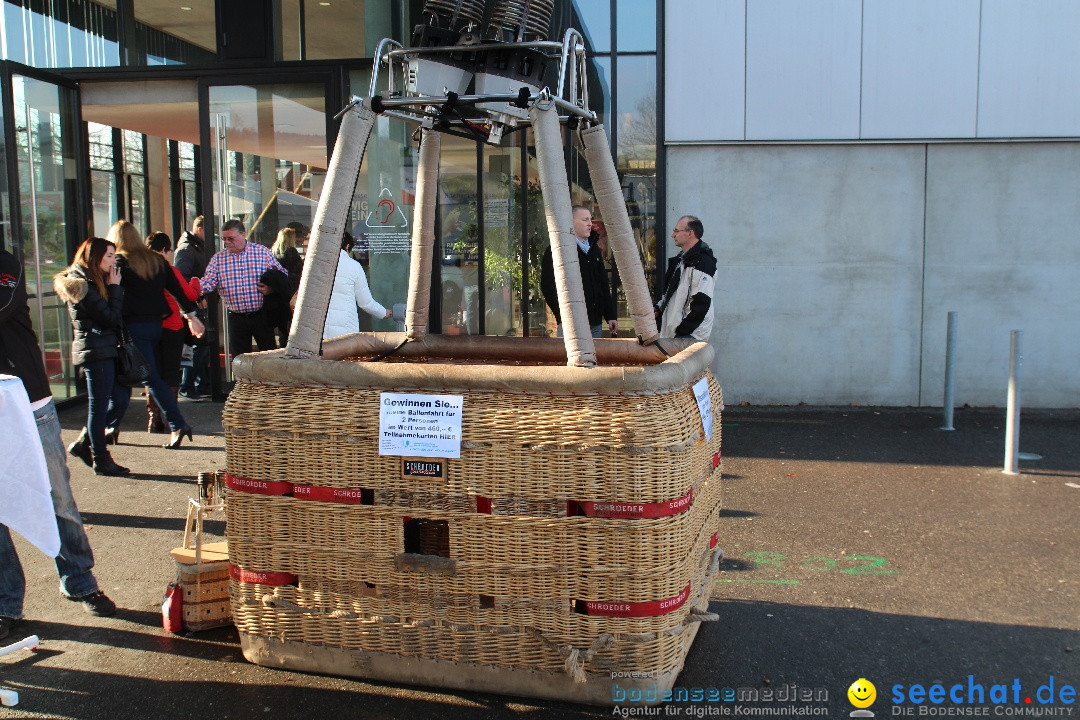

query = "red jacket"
[163,265,200,330]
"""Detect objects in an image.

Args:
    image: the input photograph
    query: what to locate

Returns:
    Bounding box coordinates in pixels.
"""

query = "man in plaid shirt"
[199,219,286,359]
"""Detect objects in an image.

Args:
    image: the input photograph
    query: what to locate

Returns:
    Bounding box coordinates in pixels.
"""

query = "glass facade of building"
[1,0,662,396]
[2,67,84,399]
[1,0,214,68]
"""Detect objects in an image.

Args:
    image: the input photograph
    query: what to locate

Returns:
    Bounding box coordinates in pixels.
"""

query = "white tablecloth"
[0,375,60,558]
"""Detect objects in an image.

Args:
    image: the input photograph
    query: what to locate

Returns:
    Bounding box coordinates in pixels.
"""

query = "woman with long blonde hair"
[271,226,304,281]
[144,231,201,432]
[53,237,129,476]
[106,219,205,448]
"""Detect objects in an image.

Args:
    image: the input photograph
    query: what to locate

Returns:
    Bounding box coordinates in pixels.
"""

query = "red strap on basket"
[225,474,293,496]
[710,532,718,548]
[575,489,693,518]
[292,485,368,504]
[228,563,297,586]
[713,450,721,468]
[582,584,691,617]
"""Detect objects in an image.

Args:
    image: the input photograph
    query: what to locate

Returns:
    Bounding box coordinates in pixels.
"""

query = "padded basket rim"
[233,336,714,396]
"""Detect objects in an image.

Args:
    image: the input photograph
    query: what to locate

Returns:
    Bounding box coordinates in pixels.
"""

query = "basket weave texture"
[223,354,723,694]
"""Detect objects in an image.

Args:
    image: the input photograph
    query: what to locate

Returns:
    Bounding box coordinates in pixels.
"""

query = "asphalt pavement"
[2,399,1078,719]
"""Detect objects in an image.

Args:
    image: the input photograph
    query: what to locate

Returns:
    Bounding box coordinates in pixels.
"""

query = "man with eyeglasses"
[655,215,716,341]
[199,219,286,361]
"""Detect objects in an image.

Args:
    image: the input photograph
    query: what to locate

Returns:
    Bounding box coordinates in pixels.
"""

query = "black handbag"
[116,326,151,387]
[185,307,217,347]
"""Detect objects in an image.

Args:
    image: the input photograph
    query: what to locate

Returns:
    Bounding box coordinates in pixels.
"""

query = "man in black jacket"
[174,216,210,401]
[173,215,208,281]
[540,206,618,337]
[0,249,116,641]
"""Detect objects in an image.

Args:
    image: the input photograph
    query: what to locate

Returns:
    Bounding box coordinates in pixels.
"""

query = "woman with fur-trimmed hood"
[53,237,130,476]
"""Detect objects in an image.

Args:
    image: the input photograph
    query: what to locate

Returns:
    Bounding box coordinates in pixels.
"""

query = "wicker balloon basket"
[222,63,722,705]
[223,337,722,705]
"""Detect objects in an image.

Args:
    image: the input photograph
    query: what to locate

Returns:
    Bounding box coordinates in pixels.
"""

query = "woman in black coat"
[53,237,130,476]
[257,267,294,348]
[107,220,205,449]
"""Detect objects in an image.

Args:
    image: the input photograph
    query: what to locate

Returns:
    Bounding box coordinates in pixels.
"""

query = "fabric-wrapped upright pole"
[285,99,377,358]
[529,98,596,368]
[405,128,441,340]
[579,123,659,345]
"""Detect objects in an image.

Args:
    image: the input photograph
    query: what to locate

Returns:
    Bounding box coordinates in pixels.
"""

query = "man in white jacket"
[323,232,392,339]
[656,215,716,341]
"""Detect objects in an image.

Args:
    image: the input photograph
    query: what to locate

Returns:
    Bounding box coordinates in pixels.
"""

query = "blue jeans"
[0,401,100,619]
[83,357,127,455]
[111,321,188,432]
[180,344,210,396]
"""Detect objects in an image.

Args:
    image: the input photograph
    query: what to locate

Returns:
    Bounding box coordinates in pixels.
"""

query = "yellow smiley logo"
[848,678,877,708]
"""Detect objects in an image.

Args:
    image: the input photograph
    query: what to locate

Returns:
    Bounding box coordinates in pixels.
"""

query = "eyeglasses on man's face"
[673,227,690,234]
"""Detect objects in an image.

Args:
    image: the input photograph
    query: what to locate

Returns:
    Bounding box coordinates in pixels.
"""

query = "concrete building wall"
[920,142,1080,408]
[664,2,1080,407]
[667,142,1080,408]
[666,0,1080,142]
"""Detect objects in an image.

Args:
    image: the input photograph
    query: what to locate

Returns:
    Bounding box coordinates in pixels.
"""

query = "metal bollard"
[1003,330,1021,475]
[941,311,957,431]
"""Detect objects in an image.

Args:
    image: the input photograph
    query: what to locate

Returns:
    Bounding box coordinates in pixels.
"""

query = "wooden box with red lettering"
[170,542,232,631]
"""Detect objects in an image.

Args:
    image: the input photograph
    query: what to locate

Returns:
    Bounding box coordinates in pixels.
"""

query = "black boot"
[92,450,130,477]
[104,426,120,445]
[67,427,92,468]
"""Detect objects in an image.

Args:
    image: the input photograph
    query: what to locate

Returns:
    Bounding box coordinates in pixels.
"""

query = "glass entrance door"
[437,133,547,338]
[200,77,331,377]
[206,81,329,246]
[1,62,86,400]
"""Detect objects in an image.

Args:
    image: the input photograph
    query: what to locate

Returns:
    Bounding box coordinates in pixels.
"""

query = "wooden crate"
[182,595,232,631]
[171,542,232,631]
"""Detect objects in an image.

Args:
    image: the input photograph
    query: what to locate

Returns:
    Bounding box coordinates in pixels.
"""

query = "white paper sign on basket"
[693,377,713,442]
[379,392,464,459]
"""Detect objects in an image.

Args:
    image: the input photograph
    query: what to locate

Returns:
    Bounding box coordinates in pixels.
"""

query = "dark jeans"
[82,357,127,455]
[156,327,186,387]
[227,309,275,360]
[110,321,188,433]
[180,344,210,396]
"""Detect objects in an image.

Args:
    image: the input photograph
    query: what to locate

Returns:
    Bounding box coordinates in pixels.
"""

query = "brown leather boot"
[147,390,166,434]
